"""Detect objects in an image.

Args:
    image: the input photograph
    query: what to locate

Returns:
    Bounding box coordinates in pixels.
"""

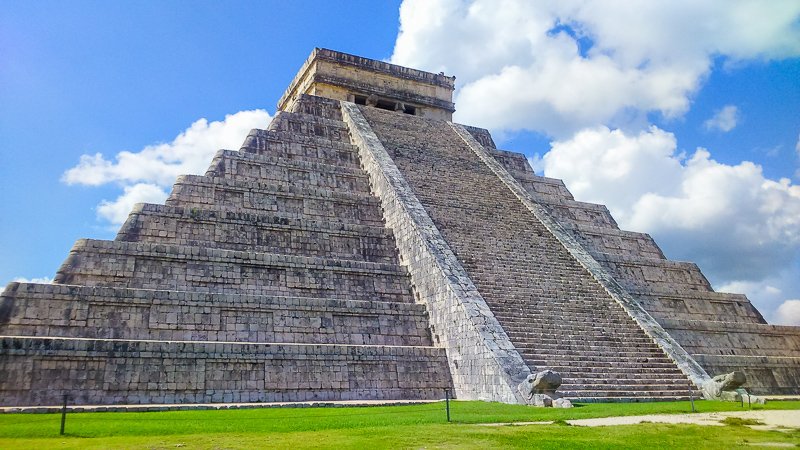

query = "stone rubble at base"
[1,48,798,407]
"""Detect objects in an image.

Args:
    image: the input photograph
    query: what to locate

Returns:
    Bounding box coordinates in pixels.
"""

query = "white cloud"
[544,125,800,285]
[392,0,800,137]
[12,276,53,284]
[97,183,169,225]
[63,109,271,225]
[775,299,800,326]
[703,105,739,132]
[64,110,270,187]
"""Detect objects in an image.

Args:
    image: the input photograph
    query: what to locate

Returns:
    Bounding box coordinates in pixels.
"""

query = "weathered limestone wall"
[0,93,455,407]
[590,253,712,294]
[206,149,371,191]
[341,102,530,404]
[634,291,765,323]
[660,320,800,358]
[54,239,412,301]
[118,204,397,264]
[0,336,449,406]
[1,282,433,346]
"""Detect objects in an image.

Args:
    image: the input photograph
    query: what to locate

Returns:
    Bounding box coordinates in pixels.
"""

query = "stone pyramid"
[1,48,798,407]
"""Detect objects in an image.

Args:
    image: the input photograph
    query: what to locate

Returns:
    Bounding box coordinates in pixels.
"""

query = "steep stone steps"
[483,126,794,397]
[116,203,399,264]
[0,283,432,346]
[486,162,619,230]
[500,324,659,339]
[559,372,688,382]
[206,149,372,193]
[361,106,694,400]
[567,395,692,403]
[561,381,690,392]
[560,390,691,400]
[549,366,686,377]
[513,342,670,356]
[521,352,682,365]
[518,348,682,363]
[166,175,384,225]
[53,239,414,301]
[511,340,667,354]
[479,120,794,395]
[511,339,660,352]
[493,315,643,330]
[491,308,640,323]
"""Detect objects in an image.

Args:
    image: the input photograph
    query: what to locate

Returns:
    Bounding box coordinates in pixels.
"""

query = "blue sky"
[2,0,799,324]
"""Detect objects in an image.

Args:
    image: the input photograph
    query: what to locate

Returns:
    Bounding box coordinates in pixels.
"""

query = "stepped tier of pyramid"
[2,48,798,407]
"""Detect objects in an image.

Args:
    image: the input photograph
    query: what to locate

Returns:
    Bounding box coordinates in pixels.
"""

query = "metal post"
[689,383,696,413]
[445,388,451,422]
[60,394,68,435]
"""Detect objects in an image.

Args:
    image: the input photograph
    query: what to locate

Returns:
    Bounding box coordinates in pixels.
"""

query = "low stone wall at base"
[0,336,451,406]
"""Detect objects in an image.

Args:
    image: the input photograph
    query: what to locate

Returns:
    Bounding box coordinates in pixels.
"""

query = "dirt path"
[475,410,800,430]
[567,409,800,430]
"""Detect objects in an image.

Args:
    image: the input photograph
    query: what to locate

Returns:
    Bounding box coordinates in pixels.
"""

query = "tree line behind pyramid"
[1,48,797,408]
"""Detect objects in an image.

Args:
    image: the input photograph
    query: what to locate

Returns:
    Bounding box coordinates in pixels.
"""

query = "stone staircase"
[487,131,800,395]
[0,95,453,406]
[360,106,695,401]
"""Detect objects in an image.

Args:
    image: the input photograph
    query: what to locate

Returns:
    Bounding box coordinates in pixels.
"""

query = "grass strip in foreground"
[0,400,797,449]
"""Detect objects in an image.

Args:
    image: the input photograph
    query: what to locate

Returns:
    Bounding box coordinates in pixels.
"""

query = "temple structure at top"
[278,48,456,120]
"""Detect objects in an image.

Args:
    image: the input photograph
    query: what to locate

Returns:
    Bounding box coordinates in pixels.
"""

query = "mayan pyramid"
[1,48,798,407]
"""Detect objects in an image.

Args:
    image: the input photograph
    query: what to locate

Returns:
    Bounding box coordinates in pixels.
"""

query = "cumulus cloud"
[543,126,800,283]
[392,0,800,137]
[703,105,739,132]
[775,299,800,325]
[776,299,800,325]
[12,276,53,284]
[63,109,271,225]
[63,110,270,187]
[97,183,170,225]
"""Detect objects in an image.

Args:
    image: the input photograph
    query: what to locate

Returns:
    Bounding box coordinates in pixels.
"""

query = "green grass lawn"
[1,400,798,449]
